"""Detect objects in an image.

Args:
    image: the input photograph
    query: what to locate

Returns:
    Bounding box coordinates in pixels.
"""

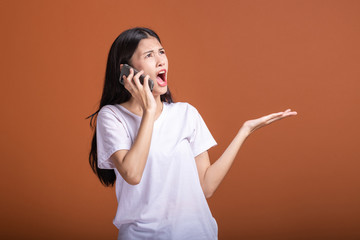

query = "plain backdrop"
[1,0,359,239]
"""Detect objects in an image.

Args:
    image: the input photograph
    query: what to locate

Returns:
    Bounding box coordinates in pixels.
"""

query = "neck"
[123,95,163,118]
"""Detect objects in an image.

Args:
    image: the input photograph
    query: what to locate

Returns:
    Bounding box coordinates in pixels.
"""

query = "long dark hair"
[87,27,173,187]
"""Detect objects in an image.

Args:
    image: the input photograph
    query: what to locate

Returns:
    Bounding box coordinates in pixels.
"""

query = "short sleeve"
[96,106,132,169]
[188,106,217,157]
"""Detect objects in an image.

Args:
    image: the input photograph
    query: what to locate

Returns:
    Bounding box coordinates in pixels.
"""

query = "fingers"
[281,109,298,118]
[122,68,153,102]
[254,109,296,125]
[244,109,298,135]
[265,109,297,124]
[123,68,143,91]
[263,111,284,122]
[132,70,145,88]
[283,109,297,116]
[266,109,297,119]
[142,75,151,92]
[122,68,134,93]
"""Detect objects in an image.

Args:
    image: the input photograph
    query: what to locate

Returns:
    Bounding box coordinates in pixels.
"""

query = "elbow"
[126,177,141,185]
[205,191,214,199]
[122,171,143,185]
[113,160,144,185]
[201,181,215,198]
[203,188,215,199]
[205,193,213,199]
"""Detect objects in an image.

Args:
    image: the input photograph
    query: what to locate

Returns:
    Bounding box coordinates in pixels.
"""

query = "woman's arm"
[196,109,297,198]
[110,111,155,185]
[110,68,157,185]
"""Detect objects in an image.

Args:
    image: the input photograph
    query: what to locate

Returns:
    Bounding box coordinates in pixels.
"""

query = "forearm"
[203,126,250,197]
[113,111,155,184]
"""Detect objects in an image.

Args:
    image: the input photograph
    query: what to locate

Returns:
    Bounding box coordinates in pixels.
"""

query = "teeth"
[158,71,165,74]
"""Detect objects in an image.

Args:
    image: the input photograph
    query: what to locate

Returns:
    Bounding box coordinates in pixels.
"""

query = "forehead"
[135,37,163,53]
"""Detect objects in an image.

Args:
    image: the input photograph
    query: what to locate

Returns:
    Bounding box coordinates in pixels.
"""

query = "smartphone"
[119,64,154,92]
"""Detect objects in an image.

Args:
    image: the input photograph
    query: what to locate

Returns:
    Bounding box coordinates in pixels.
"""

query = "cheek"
[142,64,155,76]
[131,61,150,72]
[129,56,150,70]
[140,61,156,74]
[162,56,169,66]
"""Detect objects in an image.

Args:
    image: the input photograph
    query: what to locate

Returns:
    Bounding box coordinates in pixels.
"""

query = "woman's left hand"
[241,109,297,136]
[196,109,297,197]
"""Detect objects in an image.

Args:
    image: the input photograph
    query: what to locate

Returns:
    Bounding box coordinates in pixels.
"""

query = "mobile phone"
[119,64,154,92]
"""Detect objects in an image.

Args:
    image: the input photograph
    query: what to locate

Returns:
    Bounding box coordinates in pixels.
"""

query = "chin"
[153,86,168,96]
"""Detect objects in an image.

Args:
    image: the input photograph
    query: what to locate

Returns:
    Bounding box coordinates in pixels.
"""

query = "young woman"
[88,27,297,239]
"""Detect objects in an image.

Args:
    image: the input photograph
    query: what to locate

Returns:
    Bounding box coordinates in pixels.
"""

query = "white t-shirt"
[96,102,218,240]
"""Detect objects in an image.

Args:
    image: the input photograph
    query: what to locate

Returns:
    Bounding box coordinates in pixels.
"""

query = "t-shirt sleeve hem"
[192,139,217,157]
[98,144,131,169]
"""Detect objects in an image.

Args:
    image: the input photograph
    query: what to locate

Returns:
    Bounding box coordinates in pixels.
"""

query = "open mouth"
[156,70,167,87]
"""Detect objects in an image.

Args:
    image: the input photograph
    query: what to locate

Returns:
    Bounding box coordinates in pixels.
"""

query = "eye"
[159,49,166,55]
[145,52,153,58]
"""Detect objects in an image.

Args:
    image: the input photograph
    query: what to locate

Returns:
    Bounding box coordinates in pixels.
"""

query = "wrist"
[239,124,251,138]
[143,108,156,118]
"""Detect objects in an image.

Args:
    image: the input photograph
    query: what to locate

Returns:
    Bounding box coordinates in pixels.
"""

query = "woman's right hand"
[121,65,157,114]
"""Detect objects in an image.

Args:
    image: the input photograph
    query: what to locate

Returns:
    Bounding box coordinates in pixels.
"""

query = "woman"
[88,27,297,239]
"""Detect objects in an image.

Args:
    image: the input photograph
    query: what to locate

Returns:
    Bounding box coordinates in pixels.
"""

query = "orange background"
[1,0,360,239]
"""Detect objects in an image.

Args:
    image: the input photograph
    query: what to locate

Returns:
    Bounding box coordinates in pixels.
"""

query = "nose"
[156,54,166,67]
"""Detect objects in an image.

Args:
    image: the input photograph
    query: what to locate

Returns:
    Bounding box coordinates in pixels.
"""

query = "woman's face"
[129,37,168,96]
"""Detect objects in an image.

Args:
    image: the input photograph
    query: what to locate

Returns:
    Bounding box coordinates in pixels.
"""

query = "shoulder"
[97,105,124,127]
[98,104,118,116]
[99,105,117,114]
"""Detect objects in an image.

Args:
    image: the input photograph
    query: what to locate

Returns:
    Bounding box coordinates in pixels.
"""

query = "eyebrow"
[142,48,164,55]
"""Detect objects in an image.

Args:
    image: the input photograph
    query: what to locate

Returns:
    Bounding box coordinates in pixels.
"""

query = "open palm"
[243,109,297,134]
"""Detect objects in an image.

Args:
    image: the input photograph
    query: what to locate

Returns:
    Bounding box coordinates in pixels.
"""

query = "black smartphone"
[119,64,154,92]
